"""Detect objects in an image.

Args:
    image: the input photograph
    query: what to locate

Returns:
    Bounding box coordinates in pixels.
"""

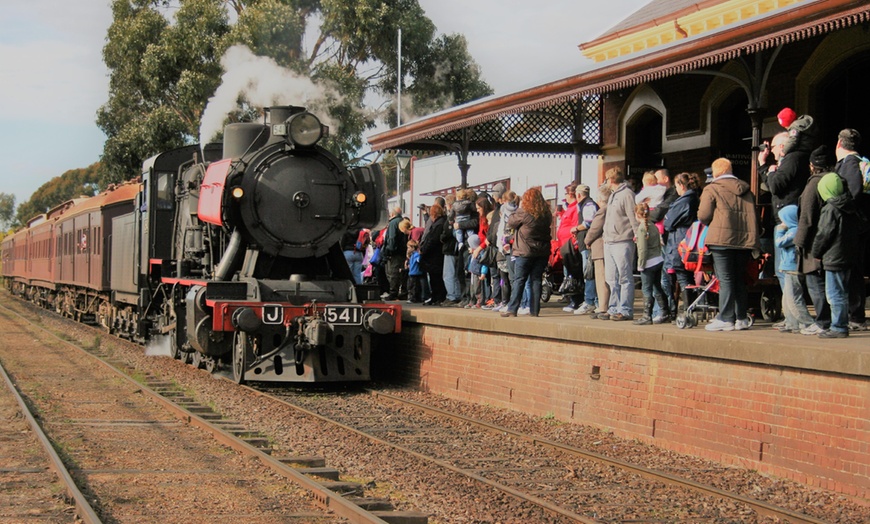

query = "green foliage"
[0,193,15,230]
[98,0,230,185]
[15,164,103,225]
[97,0,493,182]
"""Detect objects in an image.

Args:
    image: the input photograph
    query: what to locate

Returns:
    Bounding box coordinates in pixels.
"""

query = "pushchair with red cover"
[674,221,773,329]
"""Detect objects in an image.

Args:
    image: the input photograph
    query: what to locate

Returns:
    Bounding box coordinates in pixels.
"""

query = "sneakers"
[574,303,594,315]
[799,324,825,336]
[494,303,508,313]
[610,313,632,321]
[594,312,610,320]
[633,316,653,325]
[562,305,577,313]
[518,307,531,316]
[771,321,786,330]
[735,318,752,331]
[819,329,848,339]
[848,321,867,332]
[705,318,735,332]
[440,299,460,306]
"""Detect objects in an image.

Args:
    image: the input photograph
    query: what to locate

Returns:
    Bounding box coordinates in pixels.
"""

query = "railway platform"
[383,297,870,500]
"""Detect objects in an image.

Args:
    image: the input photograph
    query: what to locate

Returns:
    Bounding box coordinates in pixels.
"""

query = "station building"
[373,0,870,207]
[369,0,870,499]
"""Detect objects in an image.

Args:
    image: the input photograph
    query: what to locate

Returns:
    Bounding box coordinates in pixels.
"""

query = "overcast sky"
[0,0,648,208]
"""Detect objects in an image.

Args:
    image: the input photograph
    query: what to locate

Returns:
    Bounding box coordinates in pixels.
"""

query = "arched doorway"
[715,89,753,183]
[816,52,870,148]
[625,107,663,189]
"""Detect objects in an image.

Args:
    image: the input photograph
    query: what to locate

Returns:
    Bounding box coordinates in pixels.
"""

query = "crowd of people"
[341,117,868,337]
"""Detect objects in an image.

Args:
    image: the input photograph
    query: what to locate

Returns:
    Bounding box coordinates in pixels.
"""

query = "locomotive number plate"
[324,306,362,325]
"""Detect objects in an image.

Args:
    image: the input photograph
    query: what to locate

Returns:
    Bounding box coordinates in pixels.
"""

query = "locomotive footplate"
[210,300,401,383]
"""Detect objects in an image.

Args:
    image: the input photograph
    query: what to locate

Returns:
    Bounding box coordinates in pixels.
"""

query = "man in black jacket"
[382,207,408,300]
[760,117,815,325]
[834,128,869,330]
[812,173,865,338]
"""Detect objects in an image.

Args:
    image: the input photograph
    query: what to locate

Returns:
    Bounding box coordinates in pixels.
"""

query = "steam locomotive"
[2,105,400,384]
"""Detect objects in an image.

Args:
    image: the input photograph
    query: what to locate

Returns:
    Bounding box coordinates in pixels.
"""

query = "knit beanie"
[817,172,844,202]
[777,107,797,128]
[809,145,831,168]
[467,234,481,249]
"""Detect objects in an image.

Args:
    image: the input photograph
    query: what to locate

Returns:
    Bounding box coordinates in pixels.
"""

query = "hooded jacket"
[697,175,759,251]
[603,183,639,243]
[794,171,827,273]
[663,188,699,269]
[812,193,865,271]
[765,115,814,218]
[774,205,799,272]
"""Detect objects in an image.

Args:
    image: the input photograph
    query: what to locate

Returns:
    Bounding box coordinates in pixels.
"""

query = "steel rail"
[369,390,830,524]
[0,359,102,524]
[0,300,390,524]
[244,384,597,523]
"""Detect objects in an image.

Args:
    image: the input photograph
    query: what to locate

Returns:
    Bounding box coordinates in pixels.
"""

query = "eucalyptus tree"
[98,0,492,185]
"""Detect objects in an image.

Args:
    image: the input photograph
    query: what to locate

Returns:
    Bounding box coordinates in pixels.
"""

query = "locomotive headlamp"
[286,112,323,147]
[232,187,244,199]
[354,192,366,203]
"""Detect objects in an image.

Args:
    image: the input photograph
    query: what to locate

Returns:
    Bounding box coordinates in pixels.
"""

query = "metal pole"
[396,28,403,214]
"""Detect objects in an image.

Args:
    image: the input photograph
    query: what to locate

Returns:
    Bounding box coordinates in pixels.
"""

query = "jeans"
[640,261,668,316]
[507,255,548,316]
[804,270,830,328]
[826,269,851,334]
[581,249,597,306]
[604,241,636,317]
[343,249,364,285]
[710,247,751,323]
[781,273,814,329]
[443,255,461,300]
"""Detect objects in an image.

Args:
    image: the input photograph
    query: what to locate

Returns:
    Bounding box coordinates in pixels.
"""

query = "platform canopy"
[368,0,870,171]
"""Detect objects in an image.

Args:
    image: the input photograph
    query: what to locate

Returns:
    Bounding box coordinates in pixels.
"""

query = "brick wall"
[388,324,870,498]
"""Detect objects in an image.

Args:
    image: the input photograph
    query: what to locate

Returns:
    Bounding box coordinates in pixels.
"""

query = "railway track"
[4,292,866,523]
[256,387,833,523]
[0,300,425,524]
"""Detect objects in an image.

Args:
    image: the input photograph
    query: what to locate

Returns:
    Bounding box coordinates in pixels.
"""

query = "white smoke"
[199,45,338,147]
[144,334,172,357]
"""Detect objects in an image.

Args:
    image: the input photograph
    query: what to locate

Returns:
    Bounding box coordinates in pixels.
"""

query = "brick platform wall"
[389,324,870,498]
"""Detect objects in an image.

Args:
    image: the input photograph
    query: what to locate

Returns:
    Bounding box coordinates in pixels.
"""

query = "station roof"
[368,0,870,156]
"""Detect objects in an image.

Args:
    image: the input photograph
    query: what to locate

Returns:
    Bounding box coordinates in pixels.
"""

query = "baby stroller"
[674,221,765,329]
[541,240,564,303]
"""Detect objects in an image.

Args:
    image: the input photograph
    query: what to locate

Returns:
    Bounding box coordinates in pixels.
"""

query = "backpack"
[677,221,710,272]
[850,153,870,194]
[354,229,369,251]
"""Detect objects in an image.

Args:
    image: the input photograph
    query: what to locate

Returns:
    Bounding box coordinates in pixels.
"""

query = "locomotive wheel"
[232,332,249,385]
[191,352,203,369]
[168,333,181,360]
[203,356,217,374]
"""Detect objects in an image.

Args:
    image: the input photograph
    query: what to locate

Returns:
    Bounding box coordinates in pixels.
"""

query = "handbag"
[479,245,499,267]
[558,276,578,295]
[583,257,595,280]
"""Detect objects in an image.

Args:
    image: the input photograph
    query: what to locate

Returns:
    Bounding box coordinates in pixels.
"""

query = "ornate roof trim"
[369,0,869,152]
